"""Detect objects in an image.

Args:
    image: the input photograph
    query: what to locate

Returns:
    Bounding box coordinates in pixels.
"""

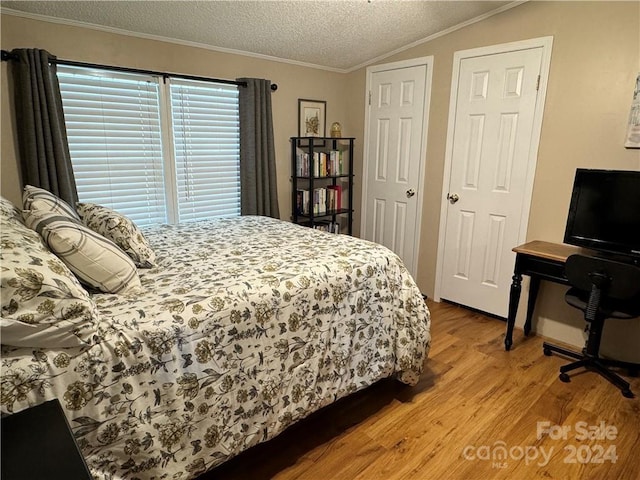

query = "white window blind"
[57,66,241,226]
[57,66,167,226]
[170,79,240,222]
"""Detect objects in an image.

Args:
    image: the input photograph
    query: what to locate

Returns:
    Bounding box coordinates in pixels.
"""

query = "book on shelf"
[312,221,341,234]
[313,187,326,215]
[297,186,344,216]
[326,185,342,211]
[313,152,320,177]
[296,189,310,215]
[296,153,309,177]
[329,150,344,175]
[296,150,345,177]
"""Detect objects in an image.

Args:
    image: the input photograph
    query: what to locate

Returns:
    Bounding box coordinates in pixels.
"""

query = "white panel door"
[440,47,543,317]
[362,64,428,275]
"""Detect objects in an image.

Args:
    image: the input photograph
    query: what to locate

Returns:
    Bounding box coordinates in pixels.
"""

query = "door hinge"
[536,75,541,92]
[368,91,371,105]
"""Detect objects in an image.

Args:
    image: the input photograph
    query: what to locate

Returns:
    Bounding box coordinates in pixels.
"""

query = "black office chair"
[543,254,640,398]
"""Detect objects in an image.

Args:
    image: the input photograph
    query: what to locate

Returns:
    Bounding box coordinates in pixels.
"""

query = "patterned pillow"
[23,210,142,294]
[76,203,156,268]
[0,195,22,222]
[0,215,98,348]
[23,185,80,220]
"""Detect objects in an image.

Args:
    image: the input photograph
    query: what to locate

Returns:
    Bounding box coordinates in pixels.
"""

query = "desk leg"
[524,276,540,336]
[505,272,522,351]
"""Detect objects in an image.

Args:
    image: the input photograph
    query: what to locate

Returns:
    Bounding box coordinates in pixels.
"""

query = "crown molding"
[2,1,527,75]
[0,7,347,73]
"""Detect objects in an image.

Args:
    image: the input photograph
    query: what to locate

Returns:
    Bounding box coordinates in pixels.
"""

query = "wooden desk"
[504,240,593,351]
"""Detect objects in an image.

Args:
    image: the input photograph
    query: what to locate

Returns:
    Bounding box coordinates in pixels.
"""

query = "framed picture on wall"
[624,73,640,148]
[298,99,326,145]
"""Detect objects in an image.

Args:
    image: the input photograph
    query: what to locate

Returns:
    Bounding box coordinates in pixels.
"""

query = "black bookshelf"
[290,136,355,235]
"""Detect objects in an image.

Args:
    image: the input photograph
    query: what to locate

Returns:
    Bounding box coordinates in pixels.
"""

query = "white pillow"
[0,215,98,348]
[23,210,141,294]
[76,202,156,268]
[23,185,80,220]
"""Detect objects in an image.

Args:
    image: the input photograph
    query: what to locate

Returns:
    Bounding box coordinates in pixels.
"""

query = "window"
[57,66,240,226]
[171,79,240,222]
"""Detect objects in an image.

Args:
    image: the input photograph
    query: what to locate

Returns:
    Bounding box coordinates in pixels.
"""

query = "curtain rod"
[1,49,278,91]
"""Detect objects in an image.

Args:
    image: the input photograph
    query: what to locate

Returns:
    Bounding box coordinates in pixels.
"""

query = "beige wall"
[347,1,640,359]
[2,3,640,358]
[0,13,353,223]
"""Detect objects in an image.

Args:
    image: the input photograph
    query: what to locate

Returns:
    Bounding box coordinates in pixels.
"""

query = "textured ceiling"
[1,1,515,72]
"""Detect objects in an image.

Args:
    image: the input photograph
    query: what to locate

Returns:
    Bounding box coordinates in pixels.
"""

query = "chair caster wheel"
[543,348,551,356]
[559,373,570,383]
[622,389,634,399]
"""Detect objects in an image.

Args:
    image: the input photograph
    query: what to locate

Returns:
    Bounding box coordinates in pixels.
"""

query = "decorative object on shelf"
[624,73,640,148]
[298,99,326,140]
[330,122,342,138]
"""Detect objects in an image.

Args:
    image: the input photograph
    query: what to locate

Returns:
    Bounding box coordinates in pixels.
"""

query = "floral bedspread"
[1,216,430,479]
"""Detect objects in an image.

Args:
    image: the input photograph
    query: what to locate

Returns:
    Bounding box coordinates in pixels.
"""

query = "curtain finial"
[1,50,19,62]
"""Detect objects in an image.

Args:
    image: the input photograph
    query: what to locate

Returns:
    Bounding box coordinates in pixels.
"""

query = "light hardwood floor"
[203,300,640,480]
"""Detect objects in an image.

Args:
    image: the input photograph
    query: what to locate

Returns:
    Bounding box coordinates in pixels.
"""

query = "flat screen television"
[564,168,640,260]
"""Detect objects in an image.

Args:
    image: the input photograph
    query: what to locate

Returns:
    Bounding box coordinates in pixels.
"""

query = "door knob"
[406,189,416,198]
[447,193,459,204]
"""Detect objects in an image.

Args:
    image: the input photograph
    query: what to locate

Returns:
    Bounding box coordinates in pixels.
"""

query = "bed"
[1,196,431,480]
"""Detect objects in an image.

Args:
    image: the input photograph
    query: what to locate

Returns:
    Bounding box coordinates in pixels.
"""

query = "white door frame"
[434,36,553,302]
[361,56,434,278]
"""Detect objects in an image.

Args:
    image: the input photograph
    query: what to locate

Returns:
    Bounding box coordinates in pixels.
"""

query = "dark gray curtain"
[10,48,78,205]
[237,78,279,218]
